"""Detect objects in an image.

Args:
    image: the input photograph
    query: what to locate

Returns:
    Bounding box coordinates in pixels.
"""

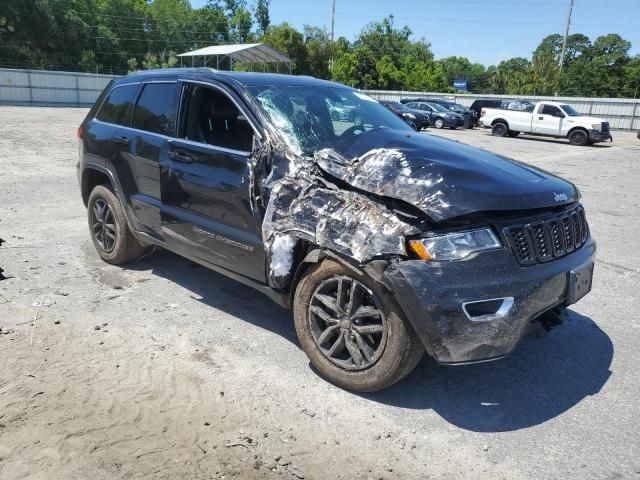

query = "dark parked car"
[379,100,429,130]
[78,69,595,392]
[405,101,465,129]
[426,99,476,129]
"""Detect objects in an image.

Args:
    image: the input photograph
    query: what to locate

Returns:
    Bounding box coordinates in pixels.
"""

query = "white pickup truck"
[479,101,612,146]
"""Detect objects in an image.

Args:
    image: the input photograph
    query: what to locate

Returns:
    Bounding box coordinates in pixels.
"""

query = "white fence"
[366,90,640,131]
[0,68,117,107]
[1,68,639,130]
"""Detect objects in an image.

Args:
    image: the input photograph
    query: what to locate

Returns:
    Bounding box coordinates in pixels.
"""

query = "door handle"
[113,136,130,146]
[169,151,194,164]
[538,116,544,120]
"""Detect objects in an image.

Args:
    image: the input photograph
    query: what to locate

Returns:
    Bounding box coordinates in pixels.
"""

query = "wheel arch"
[287,246,391,307]
[567,126,589,138]
[491,118,509,128]
[81,165,117,206]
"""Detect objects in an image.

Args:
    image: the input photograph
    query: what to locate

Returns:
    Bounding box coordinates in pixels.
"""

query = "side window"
[96,84,140,126]
[132,83,180,136]
[541,105,561,116]
[181,85,254,152]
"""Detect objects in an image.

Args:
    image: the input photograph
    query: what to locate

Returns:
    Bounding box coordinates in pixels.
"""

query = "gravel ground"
[0,106,639,480]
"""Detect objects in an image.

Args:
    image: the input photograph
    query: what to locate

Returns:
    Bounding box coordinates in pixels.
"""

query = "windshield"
[386,101,412,112]
[250,86,412,155]
[560,104,581,116]
[428,103,450,113]
[440,103,465,113]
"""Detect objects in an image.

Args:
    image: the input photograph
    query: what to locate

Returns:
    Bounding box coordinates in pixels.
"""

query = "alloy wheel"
[91,199,116,252]
[308,276,388,371]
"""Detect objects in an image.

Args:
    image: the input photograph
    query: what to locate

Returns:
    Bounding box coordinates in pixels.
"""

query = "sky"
[189,0,640,66]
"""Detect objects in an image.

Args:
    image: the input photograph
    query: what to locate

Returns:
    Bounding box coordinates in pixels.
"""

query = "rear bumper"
[589,130,612,143]
[382,238,596,364]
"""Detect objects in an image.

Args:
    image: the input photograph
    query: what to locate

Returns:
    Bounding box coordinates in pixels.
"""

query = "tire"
[353,114,363,126]
[492,122,508,137]
[407,121,418,131]
[569,129,589,146]
[508,131,521,137]
[433,117,445,129]
[330,110,340,121]
[293,260,424,392]
[88,184,146,265]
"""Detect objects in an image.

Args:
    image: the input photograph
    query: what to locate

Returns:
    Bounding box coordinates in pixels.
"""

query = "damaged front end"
[247,83,595,365]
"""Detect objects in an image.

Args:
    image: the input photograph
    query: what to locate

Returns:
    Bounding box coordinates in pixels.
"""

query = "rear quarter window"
[132,83,180,136]
[96,84,140,126]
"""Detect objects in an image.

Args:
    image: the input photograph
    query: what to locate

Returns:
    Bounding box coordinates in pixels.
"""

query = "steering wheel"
[341,124,366,138]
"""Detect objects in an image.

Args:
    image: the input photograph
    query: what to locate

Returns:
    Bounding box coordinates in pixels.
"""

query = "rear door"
[533,104,564,136]
[89,83,140,172]
[159,81,266,282]
[127,81,181,237]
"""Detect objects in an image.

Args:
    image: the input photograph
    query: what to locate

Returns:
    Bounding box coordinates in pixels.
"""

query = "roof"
[177,43,292,64]
[122,68,345,89]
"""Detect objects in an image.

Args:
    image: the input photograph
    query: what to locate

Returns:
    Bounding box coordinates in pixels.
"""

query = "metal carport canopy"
[177,43,292,65]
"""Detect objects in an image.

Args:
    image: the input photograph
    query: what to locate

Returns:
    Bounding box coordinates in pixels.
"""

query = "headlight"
[409,228,502,261]
[591,123,601,130]
[406,113,417,119]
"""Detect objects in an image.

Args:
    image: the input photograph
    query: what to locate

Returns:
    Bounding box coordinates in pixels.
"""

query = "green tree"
[303,25,331,79]
[262,22,307,74]
[255,0,270,35]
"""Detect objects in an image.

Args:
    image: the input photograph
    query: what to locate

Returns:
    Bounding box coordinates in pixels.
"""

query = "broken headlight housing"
[409,228,502,261]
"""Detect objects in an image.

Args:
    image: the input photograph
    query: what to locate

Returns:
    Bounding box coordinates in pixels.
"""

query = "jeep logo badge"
[554,192,568,202]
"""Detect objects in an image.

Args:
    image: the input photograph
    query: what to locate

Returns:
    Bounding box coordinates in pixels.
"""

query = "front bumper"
[589,130,612,143]
[445,117,465,128]
[382,238,596,364]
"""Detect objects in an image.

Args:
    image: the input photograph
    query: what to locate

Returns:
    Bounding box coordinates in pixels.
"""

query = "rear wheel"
[88,185,146,265]
[492,122,508,137]
[569,129,589,146]
[293,260,424,392]
[433,118,445,129]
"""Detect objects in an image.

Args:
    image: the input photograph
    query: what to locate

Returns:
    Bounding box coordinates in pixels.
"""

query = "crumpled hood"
[314,129,579,222]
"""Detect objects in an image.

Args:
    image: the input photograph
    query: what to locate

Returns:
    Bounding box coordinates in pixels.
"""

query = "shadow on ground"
[126,249,297,343]
[128,249,613,433]
[360,310,613,432]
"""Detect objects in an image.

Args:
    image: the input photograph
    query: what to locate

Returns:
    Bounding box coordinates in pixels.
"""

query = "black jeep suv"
[78,69,596,392]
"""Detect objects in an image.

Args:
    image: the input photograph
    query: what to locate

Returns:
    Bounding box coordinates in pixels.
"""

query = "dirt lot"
[1,106,639,480]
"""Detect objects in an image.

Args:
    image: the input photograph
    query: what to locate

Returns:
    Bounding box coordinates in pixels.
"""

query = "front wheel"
[293,260,424,392]
[88,185,146,265]
[433,118,445,129]
[569,129,589,146]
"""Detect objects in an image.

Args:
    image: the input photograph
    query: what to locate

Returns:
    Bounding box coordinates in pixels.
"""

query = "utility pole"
[330,0,336,75]
[558,0,574,71]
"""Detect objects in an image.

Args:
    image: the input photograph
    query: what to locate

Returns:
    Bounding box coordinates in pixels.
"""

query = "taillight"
[77,126,83,138]
[480,109,485,117]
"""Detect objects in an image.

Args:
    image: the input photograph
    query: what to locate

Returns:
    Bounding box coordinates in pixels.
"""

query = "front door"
[160,82,266,282]
[533,104,564,136]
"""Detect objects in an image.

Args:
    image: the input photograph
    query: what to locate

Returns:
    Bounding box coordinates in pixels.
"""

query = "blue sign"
[453,79,468,91]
